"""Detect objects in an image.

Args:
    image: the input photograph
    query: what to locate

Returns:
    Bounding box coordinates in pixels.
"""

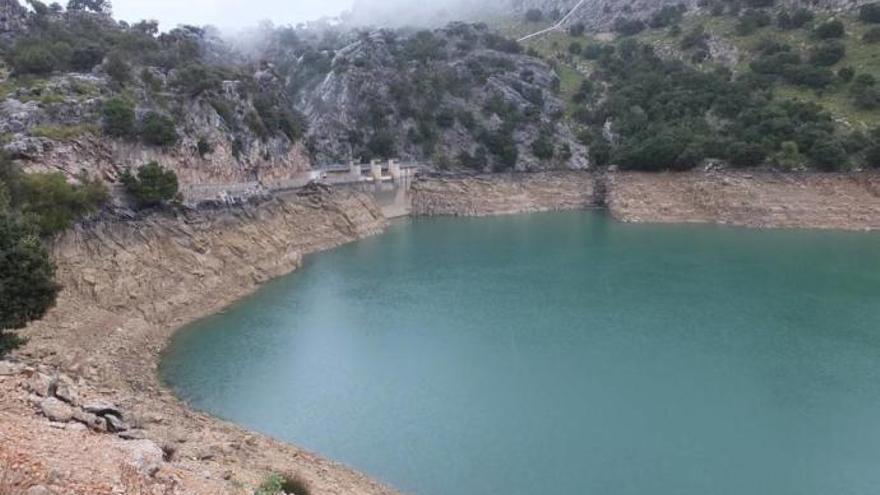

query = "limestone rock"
[27,374,57,398]
[0,360,25,376]
[124,440,164,477]
[83,400,122,418]
[54,377,79,406]
[40,398,75,423]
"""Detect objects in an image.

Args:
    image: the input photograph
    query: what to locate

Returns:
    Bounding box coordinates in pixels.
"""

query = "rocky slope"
[0,3,310,198]
[273,23,589,170]
[4,185,398,495]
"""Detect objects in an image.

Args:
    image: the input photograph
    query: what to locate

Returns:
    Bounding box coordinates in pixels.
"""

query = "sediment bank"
[413,170,880,230]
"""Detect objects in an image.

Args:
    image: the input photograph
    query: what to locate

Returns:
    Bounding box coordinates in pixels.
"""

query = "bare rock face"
[292,24,588,170]
[40,398,76,423]
[123,440,165,477]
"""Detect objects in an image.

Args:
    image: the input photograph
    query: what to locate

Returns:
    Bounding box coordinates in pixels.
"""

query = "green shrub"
[11,44,57,75]
[808,41,846,67]
[121,162,179,208]
[838,66,855,82]
[197,138,213,157]
[569,23,586,36]
[814,19,845,39]
[255,473,311,495]
[859,3,880,23]
[808,138,848,171]
[104,52,131,86]
[138,112,178,147]
[863,27,880,43]
[525,8,543,22]
[778,8,814,30]
[736,10,772,36]
[14,172,108,236]
[531,131,555,160]
[0,210,59,341]
[864,144,880,168]
[102,97,136,138]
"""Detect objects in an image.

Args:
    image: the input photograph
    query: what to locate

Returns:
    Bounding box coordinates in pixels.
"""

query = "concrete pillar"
[349,160,362,181]
[370,160,383,182]
[388,159,401,182]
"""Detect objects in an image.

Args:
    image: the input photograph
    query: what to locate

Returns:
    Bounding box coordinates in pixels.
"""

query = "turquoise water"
[161,212,880,495]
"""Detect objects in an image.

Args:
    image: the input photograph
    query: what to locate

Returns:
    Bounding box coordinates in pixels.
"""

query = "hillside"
[500,0,880,171]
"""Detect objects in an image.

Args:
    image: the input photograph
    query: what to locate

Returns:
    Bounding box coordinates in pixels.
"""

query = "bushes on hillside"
[102,97,136,138]
[808,41,846,67]
[777,8,814,30]
[863,27,880,43]
[814,19,845,39]
[121,162,179,208]
[614,17,647,36]
[0,209,59,341]
[859,3,880,23]
[13,172,108,236]
[138,112,178,147]
[525,9,543,22]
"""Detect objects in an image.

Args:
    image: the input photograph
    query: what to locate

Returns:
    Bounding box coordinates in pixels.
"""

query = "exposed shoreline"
[3,170,880,494]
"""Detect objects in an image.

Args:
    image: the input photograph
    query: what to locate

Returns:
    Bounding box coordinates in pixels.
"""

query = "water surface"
[162,212,880,495]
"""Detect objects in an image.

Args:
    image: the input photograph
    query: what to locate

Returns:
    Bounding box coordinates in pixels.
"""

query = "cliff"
[3,186,397,495]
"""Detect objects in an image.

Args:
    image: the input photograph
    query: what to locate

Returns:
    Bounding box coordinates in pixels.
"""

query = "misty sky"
[111,0,355,30]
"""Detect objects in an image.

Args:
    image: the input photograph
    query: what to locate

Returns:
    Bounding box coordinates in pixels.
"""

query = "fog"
[111,0,355,30]
[110,0,512,31]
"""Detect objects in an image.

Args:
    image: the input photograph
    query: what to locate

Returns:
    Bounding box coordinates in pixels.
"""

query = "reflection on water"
[347,175,414,218]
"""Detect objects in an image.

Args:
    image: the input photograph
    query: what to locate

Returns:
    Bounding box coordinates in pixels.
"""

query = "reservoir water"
[161,211,880,495]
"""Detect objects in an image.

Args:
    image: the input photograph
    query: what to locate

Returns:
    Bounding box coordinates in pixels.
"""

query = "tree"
[121,162,179,208]
[809,41,846,67]
[865,144,880,168]
[104,52,130,85]
[864,27,880,43]
[525,8,543,22]
[66,0,111,13]
[569,23,586,36]
[0,210,60,337]
[814,19,845,39]
[138,112,178,146]
[102,97,135,138]
[808,138,847,171]
[859,3,880,23]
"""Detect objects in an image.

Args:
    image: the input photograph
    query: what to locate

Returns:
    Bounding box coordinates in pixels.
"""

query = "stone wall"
[608,171,880,230]
[411,172,598,216]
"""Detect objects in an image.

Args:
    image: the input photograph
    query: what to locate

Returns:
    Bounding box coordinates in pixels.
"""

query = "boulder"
[25,486,54,495]
[124,440,164,477]
[104,414,129,433]
[26,373,57,397]
[0,360,25,376]
[83,400,123,418]
[40,398,74,423]
[54,377,79,406]
[72,409,106,431]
